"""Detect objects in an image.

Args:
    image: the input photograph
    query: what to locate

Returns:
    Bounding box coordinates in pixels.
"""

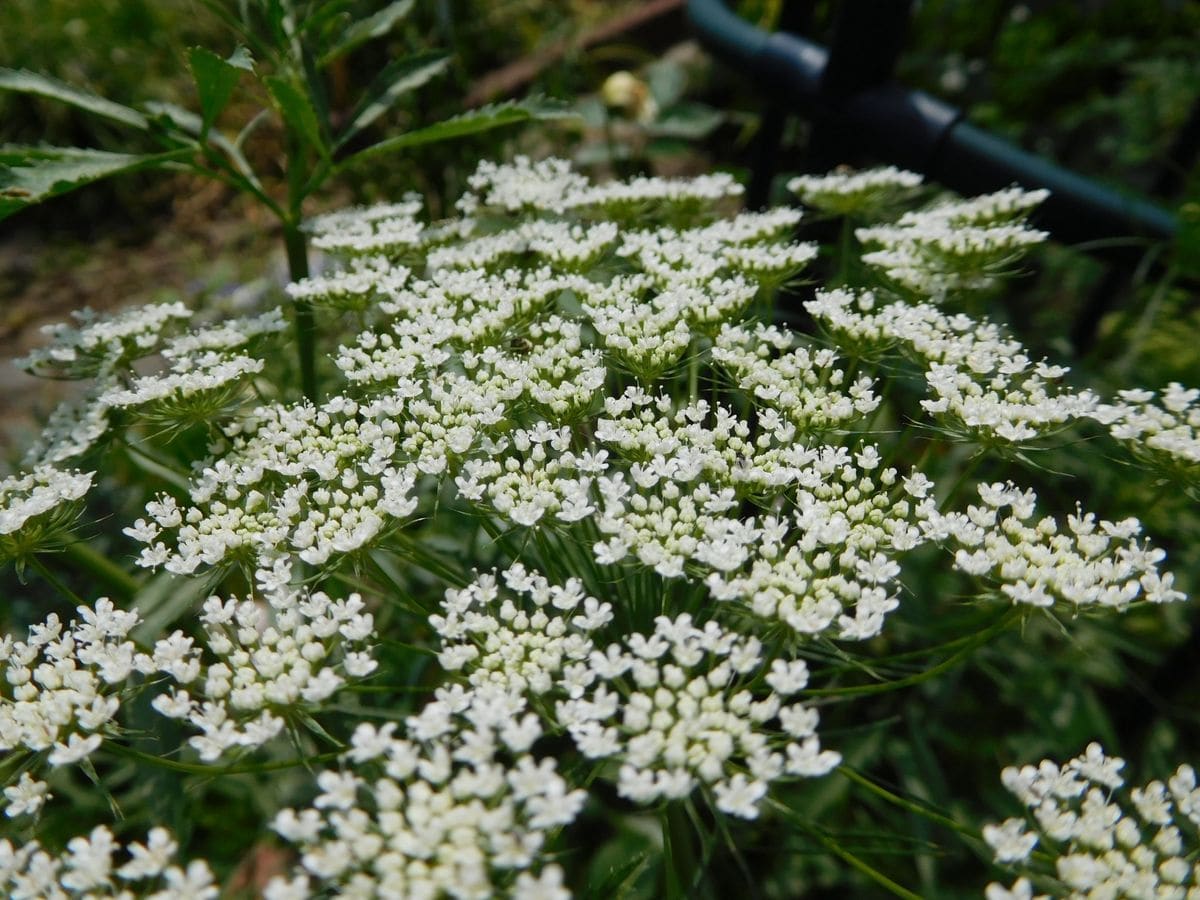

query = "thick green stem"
[661,802,698,900]
[283,222,318,402]
[838,215,854,286]
[29,554,83,605]
[60,540,140,601]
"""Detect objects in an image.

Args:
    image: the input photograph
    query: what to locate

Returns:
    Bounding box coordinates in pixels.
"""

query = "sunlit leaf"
[336,97,578,170]
[0,68,148,130]
[336,52,450,149]
[318,0,415,67]
[0,145,192,221]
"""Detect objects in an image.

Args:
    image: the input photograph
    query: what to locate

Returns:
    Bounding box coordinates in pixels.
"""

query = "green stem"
[105,740,340,776]
[838,215,854,286]
[283,221,318,403]
[688,343,700,404]
[29,554,84,605]
[769,800,922,900]
[838,765,976,839]
[938,449,985,513]
[661,802,698,900]
[805,606,1022,697]
[60,540,140,602]
[385,535,470,587]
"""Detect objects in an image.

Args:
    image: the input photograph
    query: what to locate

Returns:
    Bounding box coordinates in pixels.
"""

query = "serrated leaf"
[0,68,148,130]
[265,74,328,159]
[319,0,415,67]
[0,146,191,221]
[189,47,245,131]
[336,97,578,170]
[336,52,450,149]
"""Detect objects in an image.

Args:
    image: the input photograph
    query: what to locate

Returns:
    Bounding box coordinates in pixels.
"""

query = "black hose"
[686,0,1177,255]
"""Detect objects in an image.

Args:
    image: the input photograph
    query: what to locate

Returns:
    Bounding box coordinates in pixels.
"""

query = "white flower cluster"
[932,482,1184,609]
[458,155,743,218]
[160,306,287,360]
[146,585,377,762]
[92,308,287,422]
[712,322,880,432]
[455,424,601,528]
[1094,384,1200,483]
[580,274,695,378]
[15,301,192,378]
[985,743,1200,900]
[702,445,935,640]
[99,351,264,416]
[16,305,285,464]
[264,686,582,900]
[0,467,93,555]
[788,165,924,216]
[853,184,1049,297]
[427,219,619,272]
[0,826,217,899]
[128,396,419,576]
[355,266,586,358]
[432,563,612,690]
[559,610,841,818]
[20,379,117,468]
[432,565,839,820]
[307,196,427,256]
[287,256,412,310]
[806,289,1098,443]
[0,600,137,775]
[616,209,813,289]
[452,383,932,639]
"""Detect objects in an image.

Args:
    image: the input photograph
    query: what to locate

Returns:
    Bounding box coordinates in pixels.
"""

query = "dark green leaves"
[0,146,190,221]
[188,46,254,132]
[318,0,415,67]
[337,51,451,149]
[0,68,148,130]
[265,73,329,159]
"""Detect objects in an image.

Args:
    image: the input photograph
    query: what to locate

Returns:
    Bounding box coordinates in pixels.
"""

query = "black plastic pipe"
[687,0,1177,260]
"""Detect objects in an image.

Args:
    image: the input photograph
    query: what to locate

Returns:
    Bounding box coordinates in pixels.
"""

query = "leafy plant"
[1,156,1197,897]
[0,0,572,400]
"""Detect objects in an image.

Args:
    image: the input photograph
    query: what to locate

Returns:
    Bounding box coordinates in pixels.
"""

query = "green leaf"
[187,45,256,133]
[0,68,148,130]
[336,52,450,149]
[265,73,328,159]
[648,102,724,140]
[318,0,415,67]
[144,101,263,191]
[337,97,578,170]
[0,146,190,221]
[131,568,226,645]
